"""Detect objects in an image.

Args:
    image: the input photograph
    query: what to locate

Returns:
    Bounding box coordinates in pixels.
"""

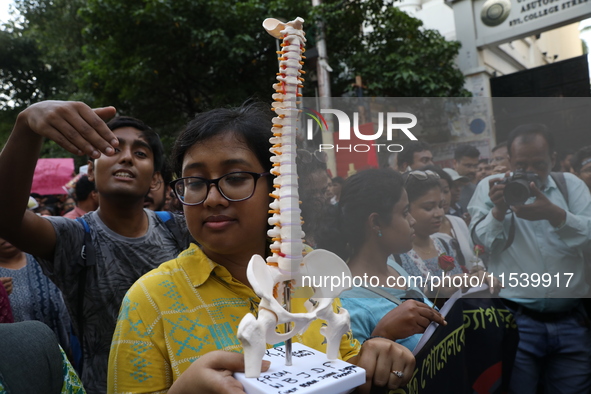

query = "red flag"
[333,122,380,178]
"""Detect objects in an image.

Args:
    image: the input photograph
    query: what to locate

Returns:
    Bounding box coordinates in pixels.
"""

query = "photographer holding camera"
[468,123,591,394]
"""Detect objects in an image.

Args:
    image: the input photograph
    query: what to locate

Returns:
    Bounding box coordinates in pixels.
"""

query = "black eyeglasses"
[170,171,270,206]
[404,170,440,184]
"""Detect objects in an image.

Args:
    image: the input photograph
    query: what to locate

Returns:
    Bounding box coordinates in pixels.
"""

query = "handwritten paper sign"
[235,342,365,394]
[31,158,75,195]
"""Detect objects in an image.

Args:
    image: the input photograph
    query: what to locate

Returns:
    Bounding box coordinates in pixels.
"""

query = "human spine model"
[266,16,306,279]
[237,17,353,379]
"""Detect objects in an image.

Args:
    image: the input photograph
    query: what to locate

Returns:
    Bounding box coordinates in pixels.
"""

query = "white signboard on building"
[471,0,591,47]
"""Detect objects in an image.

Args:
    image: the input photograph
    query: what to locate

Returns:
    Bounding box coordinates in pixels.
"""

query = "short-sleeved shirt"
[63,206,87,219]
[38,209,190,394]
[108,244,360,394]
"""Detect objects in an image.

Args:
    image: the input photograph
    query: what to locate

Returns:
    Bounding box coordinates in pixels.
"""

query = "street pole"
[311,0,337,177]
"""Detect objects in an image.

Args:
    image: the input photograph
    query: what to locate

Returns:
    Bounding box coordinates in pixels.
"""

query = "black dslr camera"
[499,170,542,205]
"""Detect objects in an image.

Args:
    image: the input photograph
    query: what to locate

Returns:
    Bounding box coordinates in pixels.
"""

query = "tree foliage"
[0,29,52,109]
[318,0,470,97]
[77,0,311,137]
[2,0,87,107]
[0,0,469,150]
[0,0,88,163]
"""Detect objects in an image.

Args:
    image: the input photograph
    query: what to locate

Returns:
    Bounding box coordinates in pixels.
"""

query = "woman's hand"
[371,300,446,340]
[0,277,13,295]
[168,351,270,394]
[350,337,415,393]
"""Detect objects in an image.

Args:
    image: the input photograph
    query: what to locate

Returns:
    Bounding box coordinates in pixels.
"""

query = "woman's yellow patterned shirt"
[108,244,360,393]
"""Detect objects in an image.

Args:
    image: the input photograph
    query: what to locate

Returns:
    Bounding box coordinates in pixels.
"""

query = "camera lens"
[504,179,530,205]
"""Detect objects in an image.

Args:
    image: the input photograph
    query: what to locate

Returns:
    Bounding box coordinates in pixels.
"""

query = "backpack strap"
[437,236,466,267]
[75,217,94,374]
[470,210,515,253]
[550,172,569,206]
[434,237,450,255]
[360,286,402,306]
[155,210,172,222]
[75,217,95,269]
[155,211,184,250]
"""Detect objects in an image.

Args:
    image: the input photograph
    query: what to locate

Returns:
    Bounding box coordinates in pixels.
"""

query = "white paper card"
[234,342,365,394]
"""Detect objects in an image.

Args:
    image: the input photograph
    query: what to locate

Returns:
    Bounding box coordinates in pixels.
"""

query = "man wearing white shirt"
[469,123,591,393]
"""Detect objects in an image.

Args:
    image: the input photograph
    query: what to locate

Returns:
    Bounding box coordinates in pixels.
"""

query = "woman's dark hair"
[403,170,442,203]
[35,205,57,216]
[319,168,404,260]
[171,101,273,177]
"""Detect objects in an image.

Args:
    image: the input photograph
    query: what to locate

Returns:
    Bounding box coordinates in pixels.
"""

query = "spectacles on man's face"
[404,170,440,184]
[170,171,270,206]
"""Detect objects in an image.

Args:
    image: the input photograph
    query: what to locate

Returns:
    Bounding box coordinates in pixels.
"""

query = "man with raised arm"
[0,101,190,393]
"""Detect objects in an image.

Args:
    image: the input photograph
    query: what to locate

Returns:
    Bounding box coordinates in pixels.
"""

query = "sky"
[0,0,14,24]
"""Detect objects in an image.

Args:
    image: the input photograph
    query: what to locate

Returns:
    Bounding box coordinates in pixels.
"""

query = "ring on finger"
[391,370,404,379]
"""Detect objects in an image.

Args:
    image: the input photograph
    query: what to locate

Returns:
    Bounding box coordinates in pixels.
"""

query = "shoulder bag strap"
[360,286,402,306]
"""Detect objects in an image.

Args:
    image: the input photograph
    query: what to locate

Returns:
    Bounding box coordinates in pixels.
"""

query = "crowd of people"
[0,100,590,394]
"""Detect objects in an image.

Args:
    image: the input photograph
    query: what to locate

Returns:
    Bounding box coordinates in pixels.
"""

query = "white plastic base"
[234,342,365,394]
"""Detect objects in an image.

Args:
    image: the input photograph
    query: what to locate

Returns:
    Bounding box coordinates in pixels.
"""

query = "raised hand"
[488,173,510,221]
[511,182,566,226]
[16,101,118,159]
